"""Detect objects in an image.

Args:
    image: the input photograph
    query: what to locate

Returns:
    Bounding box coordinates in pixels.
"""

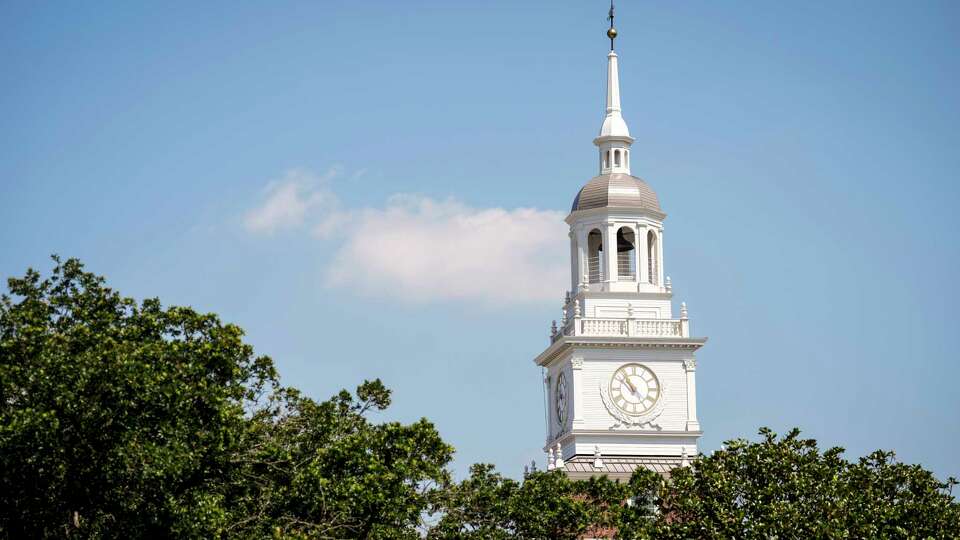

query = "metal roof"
[561,454,682,480]
[571,173,662,213]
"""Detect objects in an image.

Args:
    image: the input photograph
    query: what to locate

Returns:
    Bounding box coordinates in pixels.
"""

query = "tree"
[0,258,453,539]
[228,380,453,539]
[642,428,960,539]
[428,464,518,539]
[3,259,957,538]
[429,464,651,539]
[430,429,959,539]
[0,257,278,537]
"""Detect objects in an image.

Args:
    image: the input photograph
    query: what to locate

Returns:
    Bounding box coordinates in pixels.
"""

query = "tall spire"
[595,1,634,175]
[605,51,623,117]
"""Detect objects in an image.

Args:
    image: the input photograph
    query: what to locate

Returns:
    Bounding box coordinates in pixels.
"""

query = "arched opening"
[616,227,636,280]
[625,150,629,168]
[647,230,658,285]
[587,229,604,283]
[604,150,610,169]
[614,149,621,167]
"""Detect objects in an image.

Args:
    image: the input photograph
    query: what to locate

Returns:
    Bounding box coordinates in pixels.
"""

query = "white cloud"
[243,168,340,234]
[312,210,352,239]
[244,168,569,305]
[324,195,568,305]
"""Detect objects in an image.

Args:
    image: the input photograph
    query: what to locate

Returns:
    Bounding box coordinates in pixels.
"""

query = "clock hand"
[623,376,638,394]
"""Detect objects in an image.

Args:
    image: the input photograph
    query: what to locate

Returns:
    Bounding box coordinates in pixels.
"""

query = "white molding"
[573,290,673,301]
[544,428,703,450]
[572,358,584,423]
[535,336,707,367]
[566,206,667,224]
[558,429,703,438]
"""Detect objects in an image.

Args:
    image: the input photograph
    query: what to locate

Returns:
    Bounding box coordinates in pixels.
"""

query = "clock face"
[555,372,568,427]
[609,363,661,415]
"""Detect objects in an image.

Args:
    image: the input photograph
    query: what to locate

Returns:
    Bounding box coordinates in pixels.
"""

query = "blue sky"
[2,1,958,481]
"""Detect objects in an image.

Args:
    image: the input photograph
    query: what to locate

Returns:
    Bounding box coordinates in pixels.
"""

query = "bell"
[616,229,635,252]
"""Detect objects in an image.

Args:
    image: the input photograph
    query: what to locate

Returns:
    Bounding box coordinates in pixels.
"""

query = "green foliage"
[228,381,453,539]
[653,428,960,539]
[432,429,959,539]
[0,258,452,539]
[2,259,957,539]
[0,257,277,537]
[427,464,518,539]
[429,464,660,539]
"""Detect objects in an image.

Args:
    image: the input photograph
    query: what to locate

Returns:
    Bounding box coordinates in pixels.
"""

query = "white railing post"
[560,296,567,336]
[680,302,690,338]
[573,299,582,337]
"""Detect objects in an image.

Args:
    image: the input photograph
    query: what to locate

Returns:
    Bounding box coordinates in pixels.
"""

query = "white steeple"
[594,15,634,176]
[597,51,632,141]
[534,4,706,482]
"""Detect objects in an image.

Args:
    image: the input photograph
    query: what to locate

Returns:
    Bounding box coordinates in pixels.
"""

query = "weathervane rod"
[607,0,617,51]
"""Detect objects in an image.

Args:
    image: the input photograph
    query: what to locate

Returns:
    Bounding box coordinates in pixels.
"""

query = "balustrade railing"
[633,319,683,337]
[581,318,629,336]
[555,316,686,340]
[587,256,603,283]
[617,252,636,280]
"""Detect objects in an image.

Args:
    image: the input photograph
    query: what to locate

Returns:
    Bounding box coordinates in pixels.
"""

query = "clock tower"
[534,12,706,480]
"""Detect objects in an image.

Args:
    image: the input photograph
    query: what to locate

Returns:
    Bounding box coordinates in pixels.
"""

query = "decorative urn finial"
[593,445,605,469]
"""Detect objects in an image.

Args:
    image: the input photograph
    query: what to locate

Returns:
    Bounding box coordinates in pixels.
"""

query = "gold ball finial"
[607,27,618,40]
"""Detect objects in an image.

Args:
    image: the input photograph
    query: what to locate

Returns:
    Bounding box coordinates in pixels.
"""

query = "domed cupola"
[571,173,662,215]
[570,18,663,218]
[564,15,669,294]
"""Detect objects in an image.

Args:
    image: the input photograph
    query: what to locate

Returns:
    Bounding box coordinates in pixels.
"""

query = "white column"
[576,229,588,289]
[571,357,584,427]
[684,358,700,431]
[544,373,552,441]
[605,223,618,284]
[648,230,659,286]
[638,226,648,284]
[657,229,665,288]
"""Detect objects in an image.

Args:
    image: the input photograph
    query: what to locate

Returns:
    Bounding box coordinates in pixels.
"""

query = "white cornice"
[534,335,707,367]
[565,206,668,225]
[573,290,672,302]
[545,429,703,450]
[593,134,635,146]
